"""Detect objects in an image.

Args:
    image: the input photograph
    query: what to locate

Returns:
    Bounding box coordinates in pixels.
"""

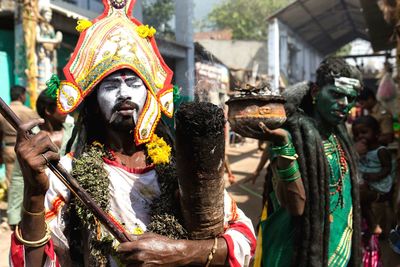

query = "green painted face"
[315,83,358,125]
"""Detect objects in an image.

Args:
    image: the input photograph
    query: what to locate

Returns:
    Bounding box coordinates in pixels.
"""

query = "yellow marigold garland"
[76,19,93,33]
[132,227,144,235]
[146,134,171,165]
[136,25,156,38]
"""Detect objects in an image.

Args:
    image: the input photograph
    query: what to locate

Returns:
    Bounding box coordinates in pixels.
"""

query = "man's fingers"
[117,243,137,253]
[42,150,60,163]
[26,132,59,154]
[258,122,270,133]
[44,136,60,154]
[16,119,44,138]
[137,232,158,239]
[117,236,140,252]
[26,150,59,173]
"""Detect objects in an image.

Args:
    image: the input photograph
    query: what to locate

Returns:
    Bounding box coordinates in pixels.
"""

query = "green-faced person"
[252,57,363,267]
[313,76,360,125]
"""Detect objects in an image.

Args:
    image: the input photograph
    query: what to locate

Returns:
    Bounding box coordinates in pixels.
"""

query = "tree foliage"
[142,0,174,37]
[205,0,291,41]
[334,44,352,57]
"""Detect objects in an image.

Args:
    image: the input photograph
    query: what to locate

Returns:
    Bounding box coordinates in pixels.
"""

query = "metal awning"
[51,0,98,20]
[269,0,393,55]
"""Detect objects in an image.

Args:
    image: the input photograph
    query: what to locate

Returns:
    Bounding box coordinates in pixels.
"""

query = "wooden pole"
[22,0,39,109]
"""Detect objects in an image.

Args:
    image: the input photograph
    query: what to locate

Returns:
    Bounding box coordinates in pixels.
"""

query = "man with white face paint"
[97,69,147,128]
[9,0,255,266]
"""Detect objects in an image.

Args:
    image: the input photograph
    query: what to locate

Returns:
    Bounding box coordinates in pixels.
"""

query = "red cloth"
[10,232,59,267]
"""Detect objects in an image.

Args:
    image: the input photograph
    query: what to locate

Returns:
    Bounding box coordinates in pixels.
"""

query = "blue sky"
[193,0,220,22]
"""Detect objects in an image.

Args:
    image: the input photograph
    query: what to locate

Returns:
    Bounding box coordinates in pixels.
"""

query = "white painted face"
[97,69,147,128]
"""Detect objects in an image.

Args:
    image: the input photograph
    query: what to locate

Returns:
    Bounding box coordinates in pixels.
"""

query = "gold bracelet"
[205,237,218,267]
[22,206,45,216]
[15,221,51,248]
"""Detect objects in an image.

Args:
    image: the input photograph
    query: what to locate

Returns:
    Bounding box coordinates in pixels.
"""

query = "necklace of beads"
[323,134,348,222]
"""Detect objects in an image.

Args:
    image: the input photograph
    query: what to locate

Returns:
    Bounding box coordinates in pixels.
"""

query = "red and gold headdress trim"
[56,0,174,144]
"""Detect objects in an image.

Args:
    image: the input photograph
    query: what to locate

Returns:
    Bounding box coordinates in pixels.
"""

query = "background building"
[0,0,195,103]
[267,0,394,90]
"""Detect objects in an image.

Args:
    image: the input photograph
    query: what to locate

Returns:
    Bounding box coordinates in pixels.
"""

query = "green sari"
[256,136,353,267]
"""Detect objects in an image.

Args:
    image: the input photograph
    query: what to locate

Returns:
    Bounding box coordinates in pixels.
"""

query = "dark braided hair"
[274,57,362,266]
[316,57,363,89]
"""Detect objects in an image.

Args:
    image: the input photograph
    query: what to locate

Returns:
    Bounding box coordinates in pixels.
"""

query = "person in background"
[249,57,363,267]
[357,87,394,145]
[352,115,392,234]
[0,86,38,190]
[34,87,73,153]
[6,88,74,229]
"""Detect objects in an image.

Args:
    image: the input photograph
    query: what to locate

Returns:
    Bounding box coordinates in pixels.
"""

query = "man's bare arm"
[15,119,59,266]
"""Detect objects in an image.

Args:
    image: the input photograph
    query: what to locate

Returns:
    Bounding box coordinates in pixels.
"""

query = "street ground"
[224,139,265,225]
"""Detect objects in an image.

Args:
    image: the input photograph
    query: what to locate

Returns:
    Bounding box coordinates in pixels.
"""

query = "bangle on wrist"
[279,173,301,182]
[272,141,297,158]
[205,237,218,267]
[22,206,45,216]
[277,161,299,178]
[15,221,51,248]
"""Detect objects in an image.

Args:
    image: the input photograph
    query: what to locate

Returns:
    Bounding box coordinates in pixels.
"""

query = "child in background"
[353,115,393,234]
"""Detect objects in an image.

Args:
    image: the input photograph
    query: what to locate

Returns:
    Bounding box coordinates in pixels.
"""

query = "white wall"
[268,19,323,89]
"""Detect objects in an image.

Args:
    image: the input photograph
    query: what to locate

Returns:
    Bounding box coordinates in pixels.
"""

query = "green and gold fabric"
[254,134,353,267]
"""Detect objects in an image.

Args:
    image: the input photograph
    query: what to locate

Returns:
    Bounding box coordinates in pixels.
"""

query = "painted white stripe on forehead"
[334,77,361,91]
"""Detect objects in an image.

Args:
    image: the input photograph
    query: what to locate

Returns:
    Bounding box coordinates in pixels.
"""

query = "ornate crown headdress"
[56,0,174,145]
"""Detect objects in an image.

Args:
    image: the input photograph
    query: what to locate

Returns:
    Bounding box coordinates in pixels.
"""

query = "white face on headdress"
[41,7,52,23]
[97,69,147,128]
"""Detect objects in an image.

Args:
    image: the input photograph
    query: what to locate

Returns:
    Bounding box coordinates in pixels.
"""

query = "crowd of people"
[0,1,400,267]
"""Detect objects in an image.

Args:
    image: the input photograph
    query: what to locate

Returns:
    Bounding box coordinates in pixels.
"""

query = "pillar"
[174,0,194,101]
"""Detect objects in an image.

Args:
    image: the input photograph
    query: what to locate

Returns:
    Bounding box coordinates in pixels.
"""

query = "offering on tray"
[226,83,286,138]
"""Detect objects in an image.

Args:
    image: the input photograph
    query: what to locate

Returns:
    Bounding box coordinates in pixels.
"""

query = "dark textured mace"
[175,102,226,240]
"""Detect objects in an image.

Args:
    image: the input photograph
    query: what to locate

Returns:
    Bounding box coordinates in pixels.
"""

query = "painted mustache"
[110,100,140,123]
